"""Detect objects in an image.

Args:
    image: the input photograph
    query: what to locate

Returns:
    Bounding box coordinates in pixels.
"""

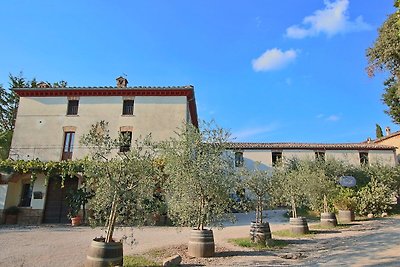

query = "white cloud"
[232,125,277,141]
[326,115,340,121]
[252,48,297,72]
[285,0,371,39]
[317,113,340,121]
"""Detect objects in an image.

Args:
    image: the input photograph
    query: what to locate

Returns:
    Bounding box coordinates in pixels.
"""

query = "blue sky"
[0,0,396,143]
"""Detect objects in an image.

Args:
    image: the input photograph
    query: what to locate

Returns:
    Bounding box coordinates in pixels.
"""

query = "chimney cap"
[116,76,128,88]
[385,126,391,136]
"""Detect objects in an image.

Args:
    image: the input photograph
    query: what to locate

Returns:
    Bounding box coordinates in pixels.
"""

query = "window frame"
[359,151,369,165]
[234,151,244,167]
[19,182,32,207]
[62,131,75,160]
[119,131,133,152]
[272,151,283,166]
[315,151,325,162]
[122,99,134,115]
[67,99,79,115]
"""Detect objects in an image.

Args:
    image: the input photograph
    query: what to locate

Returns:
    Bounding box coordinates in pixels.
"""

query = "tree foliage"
[160,121,236,230]
[367,12,400,123]
[80,121,158,243]
[240,163,272,223]
[376,123,384,138]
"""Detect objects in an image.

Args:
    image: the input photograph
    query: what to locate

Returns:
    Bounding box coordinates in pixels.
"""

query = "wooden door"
[43,177,78,223]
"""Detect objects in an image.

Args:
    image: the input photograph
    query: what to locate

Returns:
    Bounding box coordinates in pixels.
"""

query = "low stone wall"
[18,208,43,225]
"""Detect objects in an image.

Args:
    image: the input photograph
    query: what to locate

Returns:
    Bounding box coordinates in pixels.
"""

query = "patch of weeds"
[229,237,288,250]
[286,208,320,221]
[123,255,160,267]
[272,229,315,238]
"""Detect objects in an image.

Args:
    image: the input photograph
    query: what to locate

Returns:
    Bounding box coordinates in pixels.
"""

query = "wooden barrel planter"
[85,238,123,267]
[250,222,271,244]
[188,229,215,258]
[290,217,309,235]
[320,212,337,227]
[338,210,354,223]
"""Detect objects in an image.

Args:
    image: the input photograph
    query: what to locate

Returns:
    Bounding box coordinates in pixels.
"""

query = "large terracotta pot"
[71,216,81,226]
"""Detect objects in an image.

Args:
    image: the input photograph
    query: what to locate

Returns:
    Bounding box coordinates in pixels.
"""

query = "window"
[67,100,79,115]
[19,183,32,207]
[122,100,134,115]
[315,151,325,162]
[359,152,369,165]
[120,131,132,152]
[235,152,244,167]
[272,152,282,166]
[62,132,75,160]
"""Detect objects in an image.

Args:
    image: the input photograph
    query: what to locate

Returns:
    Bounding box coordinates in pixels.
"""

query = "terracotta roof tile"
[372,131,400,143]
[227,142,396,150]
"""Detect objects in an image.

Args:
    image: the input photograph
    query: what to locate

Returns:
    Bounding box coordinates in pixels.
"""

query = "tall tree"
[367,11,400,123]
[376,123,384,138]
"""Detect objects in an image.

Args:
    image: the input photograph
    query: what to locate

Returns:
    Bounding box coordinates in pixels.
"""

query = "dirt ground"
[0,211,399,266]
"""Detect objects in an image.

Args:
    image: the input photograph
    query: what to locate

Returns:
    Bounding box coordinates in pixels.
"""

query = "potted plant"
[271,159,310,234]
[66,187,92,226]
[160,121,236,258]
[241,163,272,245]
[80,121,158,267]
[4,206,20,224]
[334,187,357,223]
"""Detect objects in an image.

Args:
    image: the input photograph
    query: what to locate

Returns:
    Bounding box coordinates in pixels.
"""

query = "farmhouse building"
[0,77,397,225]
[0,77,197,224]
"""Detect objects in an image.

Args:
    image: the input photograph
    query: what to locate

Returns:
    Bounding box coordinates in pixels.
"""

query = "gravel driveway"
[0,211,399,266]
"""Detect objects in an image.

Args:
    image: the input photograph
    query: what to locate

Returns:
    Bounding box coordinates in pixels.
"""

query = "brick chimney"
[116,76,128,88]
[385,126,391,136]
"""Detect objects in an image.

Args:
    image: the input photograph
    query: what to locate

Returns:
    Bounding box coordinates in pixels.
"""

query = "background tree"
[160,121,236,230]
[376,123,384,138]
[367,11,400,123]
[81,121,158,243]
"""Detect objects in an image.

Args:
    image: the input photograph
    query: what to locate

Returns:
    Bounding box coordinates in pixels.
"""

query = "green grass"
[272,229,315,238]
[123,255,160,267]
[228,237,288,250]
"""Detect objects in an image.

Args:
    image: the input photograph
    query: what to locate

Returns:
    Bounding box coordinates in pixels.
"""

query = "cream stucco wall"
[240,149,396,168]
[374,134,400,163]
[10,95,188,161]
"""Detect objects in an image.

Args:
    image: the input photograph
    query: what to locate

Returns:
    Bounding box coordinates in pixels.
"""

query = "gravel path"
[0,211,399,266]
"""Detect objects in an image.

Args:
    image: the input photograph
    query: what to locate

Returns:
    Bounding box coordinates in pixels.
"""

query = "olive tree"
[81,121,158,243]
[240,163,272,223]
[160,121,236,230]
[270,159,309,218]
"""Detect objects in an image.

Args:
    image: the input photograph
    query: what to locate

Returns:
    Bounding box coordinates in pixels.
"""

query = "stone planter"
[338,210,354,223]
[290,217,309,234]
[250,221,272,245]
[85,238,123,267]
[320,212,337,227]
[188,229,215,258]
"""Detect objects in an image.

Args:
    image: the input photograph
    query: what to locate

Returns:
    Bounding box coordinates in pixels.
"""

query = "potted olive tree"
[66,187,92,226]
[304,160,339,227]
[240,163,273,245]
[334,187,357,223]
[160,121,236,258]
[271,159,310,234]
[80,121,158,267]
